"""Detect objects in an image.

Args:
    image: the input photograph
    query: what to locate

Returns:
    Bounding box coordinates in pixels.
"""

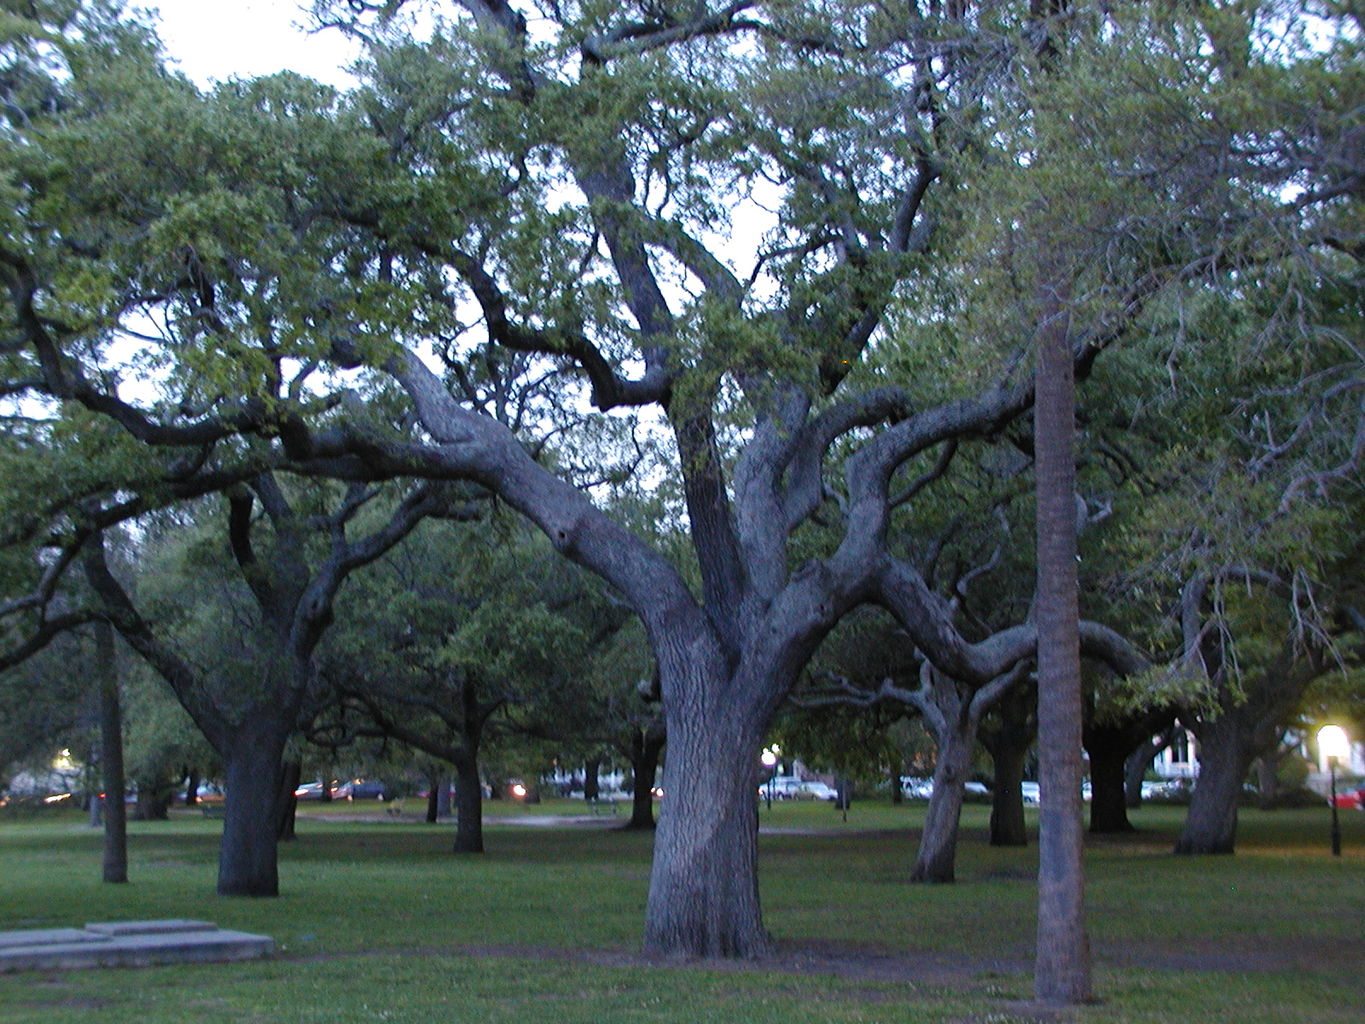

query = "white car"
[767,776,804,799]
[797,781,838,801]
[1020,781,1040,805]
[900,776,934,799]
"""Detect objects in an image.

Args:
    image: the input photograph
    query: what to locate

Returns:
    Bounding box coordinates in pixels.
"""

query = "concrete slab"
[85,919,215,937]
[0,920,273,972]
[0,928,106,949]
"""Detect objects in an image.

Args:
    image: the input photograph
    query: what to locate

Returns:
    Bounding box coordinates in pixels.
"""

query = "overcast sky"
[148,1,359,87]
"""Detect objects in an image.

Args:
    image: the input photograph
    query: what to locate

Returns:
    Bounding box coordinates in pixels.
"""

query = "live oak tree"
[322,515,620,853]
[79,476,447,895]
[3,2,1358,982]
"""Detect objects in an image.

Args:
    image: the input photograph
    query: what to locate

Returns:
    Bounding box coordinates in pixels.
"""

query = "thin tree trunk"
[1033,280,1092,1004]
[426,768,441,823]
[275,759,301,841]
[1125,727,1172,810]
[96,621,127,884]
[436,774,453,818]
[626,727,664,831]
[184,768,200,807]
[87,750,102,828]
[911,721,973,883]
[584,756,601,802]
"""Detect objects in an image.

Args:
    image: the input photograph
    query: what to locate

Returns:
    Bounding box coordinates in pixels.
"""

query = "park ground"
[0,799,1361,1024]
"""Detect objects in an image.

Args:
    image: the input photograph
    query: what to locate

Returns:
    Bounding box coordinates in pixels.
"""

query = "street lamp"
[760,746,780,810]
[1319,725,1349,858]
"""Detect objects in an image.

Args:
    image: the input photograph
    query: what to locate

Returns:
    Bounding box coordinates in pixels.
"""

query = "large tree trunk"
[988,738,1030,848]
[134,778,173,821]
[96,621,127,884]
[625,726,664,831]
[218,716,288,896]
[643,706,769,958]
[1033,279,1092,1004]
[1085,725,1135,834]
[453,755,484,854]
[1174,647,1321,855]
[982,684,1035,848]
[1174,722,1248,855]
[911,721,973,882]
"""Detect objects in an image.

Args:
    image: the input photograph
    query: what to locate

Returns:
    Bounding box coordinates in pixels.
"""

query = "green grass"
[1,799,1362,1023]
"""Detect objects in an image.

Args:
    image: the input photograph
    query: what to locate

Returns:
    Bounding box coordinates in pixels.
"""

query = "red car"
[1332,785,1365,810]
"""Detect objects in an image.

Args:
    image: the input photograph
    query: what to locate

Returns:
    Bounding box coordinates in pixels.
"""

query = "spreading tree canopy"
[1,0,1359,975]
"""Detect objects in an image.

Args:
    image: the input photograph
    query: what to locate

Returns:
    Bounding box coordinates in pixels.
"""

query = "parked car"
[766,776,804,799]
[797,781,838,801]
[335,779,386,800]
[1332,785,1365,810]
[1020,781,1041,805]
[900,776,934,799]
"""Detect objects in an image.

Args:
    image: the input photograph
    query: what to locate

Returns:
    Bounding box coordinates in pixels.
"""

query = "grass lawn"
[0,798,1361,1023]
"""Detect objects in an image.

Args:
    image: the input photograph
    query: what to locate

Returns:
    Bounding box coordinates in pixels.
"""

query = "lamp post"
[1318,725,1349,858]
[760,746,779,810]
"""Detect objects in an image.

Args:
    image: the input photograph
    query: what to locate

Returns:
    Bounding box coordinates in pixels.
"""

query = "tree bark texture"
[911,721,974,882]
[982,684,1035,848]
[1173,722,1248,855]
[988,741,1030,848]
[1176,647,1323,855]
[643,698,770,958]
[95,621,127,884]
[1032,284,1092,1004]
[218,716,289,896]
[453,756,485,854]
[626,726,664,831]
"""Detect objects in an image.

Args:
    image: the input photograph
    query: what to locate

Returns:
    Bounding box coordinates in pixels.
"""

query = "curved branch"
[0,609,98,672]
[582,2,762,63]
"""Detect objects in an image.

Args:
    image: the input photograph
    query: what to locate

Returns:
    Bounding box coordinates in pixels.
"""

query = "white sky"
[146,1,360,87]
